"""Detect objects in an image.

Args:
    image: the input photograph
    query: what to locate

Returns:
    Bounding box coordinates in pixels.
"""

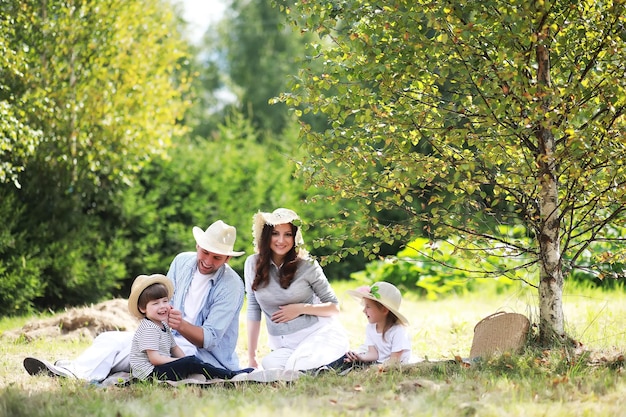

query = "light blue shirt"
[167,251,244,370]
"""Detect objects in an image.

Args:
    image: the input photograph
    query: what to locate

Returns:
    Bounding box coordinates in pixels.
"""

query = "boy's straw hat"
[127,274,174,319]
[346,281,409,325]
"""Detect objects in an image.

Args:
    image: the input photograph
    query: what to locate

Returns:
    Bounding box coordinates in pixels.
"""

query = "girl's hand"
[344,351,361,363]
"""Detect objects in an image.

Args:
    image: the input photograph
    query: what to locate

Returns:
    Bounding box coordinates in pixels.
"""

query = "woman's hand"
[270,304,304,323]
[249,356,259,369]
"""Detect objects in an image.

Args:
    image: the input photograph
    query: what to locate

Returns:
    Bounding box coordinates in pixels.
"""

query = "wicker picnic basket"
[469,311,530,359]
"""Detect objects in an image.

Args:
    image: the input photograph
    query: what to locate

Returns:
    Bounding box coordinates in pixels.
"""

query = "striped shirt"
[130,318,177,380]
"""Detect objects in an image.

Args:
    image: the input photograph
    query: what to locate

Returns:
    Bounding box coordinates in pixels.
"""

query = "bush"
[117,114,371,288]
[567,225,626,290]
[0,193,44,315]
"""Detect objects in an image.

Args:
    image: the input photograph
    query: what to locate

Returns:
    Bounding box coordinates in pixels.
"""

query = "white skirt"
[263,317,349,371]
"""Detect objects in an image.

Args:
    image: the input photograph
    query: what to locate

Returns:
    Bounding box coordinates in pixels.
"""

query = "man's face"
[196,245,230,274]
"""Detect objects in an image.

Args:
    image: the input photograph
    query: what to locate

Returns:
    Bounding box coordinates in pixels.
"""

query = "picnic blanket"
[98,368,301,387]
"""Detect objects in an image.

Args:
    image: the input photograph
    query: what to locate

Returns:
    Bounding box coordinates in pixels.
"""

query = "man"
[23,220,245,381]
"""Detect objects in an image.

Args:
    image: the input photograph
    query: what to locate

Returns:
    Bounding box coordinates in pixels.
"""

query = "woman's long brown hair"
[252,223,300,290]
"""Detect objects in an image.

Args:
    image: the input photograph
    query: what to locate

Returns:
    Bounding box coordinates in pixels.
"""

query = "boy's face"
[140,297,171,324]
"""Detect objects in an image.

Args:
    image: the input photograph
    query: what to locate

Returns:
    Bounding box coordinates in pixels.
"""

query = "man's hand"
[168,307,183,331]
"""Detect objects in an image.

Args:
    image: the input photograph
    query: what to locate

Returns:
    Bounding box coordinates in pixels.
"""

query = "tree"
[280,0,626,344]
[209,0,328,136]
[25,0,190,198]
[212,0,300,134]
[0,4,44,188]
[0,0,192,311]
[116,109,368,284]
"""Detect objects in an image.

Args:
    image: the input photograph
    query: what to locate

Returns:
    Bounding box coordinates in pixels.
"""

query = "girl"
[330,281,412,370]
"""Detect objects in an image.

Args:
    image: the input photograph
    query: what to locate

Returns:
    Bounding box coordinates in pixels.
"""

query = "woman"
[244,208,349,371]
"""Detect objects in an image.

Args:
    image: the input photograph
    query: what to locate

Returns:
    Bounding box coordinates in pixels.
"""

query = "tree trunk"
[535,29,566,345]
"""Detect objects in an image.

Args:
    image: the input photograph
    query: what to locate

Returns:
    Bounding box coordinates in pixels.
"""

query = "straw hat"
[192,220,244,257]
[252,208,305,253]
[346,281,409,325]
[127,274,174,319]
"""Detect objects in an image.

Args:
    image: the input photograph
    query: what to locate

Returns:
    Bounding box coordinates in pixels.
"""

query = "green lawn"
[1,281,625,417]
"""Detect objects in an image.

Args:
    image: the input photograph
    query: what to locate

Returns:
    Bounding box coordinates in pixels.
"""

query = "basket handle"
[473,311,509,332]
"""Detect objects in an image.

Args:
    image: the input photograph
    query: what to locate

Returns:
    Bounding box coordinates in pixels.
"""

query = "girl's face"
[270,223,295,262]
[140,297,171,325]
[362,298,388,327]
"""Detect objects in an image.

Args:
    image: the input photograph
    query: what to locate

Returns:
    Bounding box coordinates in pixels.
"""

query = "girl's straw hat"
[127,274,174,319]
[252,208,305,253]
[346,281,409,325]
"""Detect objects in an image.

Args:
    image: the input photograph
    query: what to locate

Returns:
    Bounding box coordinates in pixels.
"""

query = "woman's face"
[270,223,295,261]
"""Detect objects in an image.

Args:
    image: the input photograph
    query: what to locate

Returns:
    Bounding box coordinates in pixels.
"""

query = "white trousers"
[63,331,134,381]
[63,330,199,381]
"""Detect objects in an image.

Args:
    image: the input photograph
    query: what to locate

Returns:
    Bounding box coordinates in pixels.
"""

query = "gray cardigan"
[244,254,339,336]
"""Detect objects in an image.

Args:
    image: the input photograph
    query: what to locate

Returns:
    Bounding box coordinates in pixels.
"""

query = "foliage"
[353,224,626,298]
[6,0,190,195]
[351,226,626,300]
[279,0,626,339]
[0,0,192,311]
[181,42,225,141]
[0,3,44,188]
[351,236,519,299]
[212,0,328,136]
[116,113,288,280]
[0,193,44,316]
[567,225,626,288]
[117,112,368,286]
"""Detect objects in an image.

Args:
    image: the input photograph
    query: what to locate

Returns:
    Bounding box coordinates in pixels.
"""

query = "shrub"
[0,193,44,315]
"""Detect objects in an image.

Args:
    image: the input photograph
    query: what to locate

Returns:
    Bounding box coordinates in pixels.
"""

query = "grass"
[1,281,625,417]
